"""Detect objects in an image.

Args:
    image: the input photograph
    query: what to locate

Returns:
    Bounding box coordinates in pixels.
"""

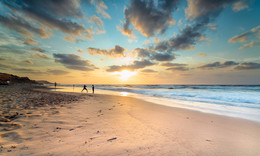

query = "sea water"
[54,84,260,122]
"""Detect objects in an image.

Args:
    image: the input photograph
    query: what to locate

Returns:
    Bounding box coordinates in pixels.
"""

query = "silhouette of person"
[54,82,57,88]
[81,85,88,93]
[92,85,94,94]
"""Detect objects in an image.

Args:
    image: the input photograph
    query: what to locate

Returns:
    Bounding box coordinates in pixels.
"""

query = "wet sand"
[0,85,260,155]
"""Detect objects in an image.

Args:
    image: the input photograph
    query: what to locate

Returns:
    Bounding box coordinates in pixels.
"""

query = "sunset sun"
[112,70,137,81]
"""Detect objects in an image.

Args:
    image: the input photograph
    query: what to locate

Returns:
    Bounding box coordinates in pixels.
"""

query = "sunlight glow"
[120,92,129,96]
[111,70,137,81]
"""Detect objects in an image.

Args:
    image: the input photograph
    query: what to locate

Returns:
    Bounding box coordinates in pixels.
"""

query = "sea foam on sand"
[0,85,260,155]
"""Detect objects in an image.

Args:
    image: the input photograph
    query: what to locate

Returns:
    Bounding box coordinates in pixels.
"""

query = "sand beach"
[0,85,260,156]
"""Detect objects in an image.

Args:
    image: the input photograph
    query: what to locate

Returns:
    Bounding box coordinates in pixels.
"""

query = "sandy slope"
[1,87,260,155]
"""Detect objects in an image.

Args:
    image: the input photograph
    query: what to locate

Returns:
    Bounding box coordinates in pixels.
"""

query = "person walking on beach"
[81,85,88,93]
[92,85,94,94]
[54,82,57,88]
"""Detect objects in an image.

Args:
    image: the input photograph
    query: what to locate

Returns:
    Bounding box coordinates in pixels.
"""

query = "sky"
[0,0,260,84]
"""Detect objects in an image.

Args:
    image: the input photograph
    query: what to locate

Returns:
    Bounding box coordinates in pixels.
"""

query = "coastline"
[1,85,260,155]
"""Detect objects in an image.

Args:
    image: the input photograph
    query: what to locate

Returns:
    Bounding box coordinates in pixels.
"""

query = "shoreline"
[1,85,260,155]
[53,86,260,123]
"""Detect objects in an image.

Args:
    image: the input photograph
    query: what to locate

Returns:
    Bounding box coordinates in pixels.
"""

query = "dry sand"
[0,85,260,155]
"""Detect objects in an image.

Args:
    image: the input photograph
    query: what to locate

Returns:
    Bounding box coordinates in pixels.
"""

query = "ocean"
[53,84,260,122]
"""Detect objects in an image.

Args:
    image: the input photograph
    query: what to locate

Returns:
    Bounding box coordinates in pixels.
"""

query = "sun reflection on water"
[120,92,129,96]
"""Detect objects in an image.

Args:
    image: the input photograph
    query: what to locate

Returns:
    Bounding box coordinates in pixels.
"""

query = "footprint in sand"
[1,132,23,143]
[0,123,22,131]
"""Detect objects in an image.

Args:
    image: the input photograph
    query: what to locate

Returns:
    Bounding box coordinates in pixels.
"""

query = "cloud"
[77,49,84,53]
[31,47,46,53]
[234,62,260,70]
[0,31,24,47]
[154,22,204,51]
[106,60,155,72]
[24,37,37,45]
[63,36,77,43]
[185,0,233,20]
[197,53,207,57]
[232,1,248,12]
[199,36,212,42]
[0,57,8,61]
[152,53,175,61]
[87,45,127,57]
[166,66,189,71]
[154,0,236,53]
[161,62,188,67]
[239,41,260,50]
[12,67,45,75]
[198,61,239,69]
[92,0,111,19]
[228,25,260,43]
[0,45,27,54]
[89,15,106,34]
[120,0,178,37]
[31,52,48,59]
[22,60,33,64]
[0,14,50,38]
[47,70,69,75]
[208,24,217,30]
[89,15,103,27]
[53,53,97,71]
[0,63,9,69]
[160,62,189,71]
[1,0,93,39]
[141,69,157,72]
[134,48,153,58]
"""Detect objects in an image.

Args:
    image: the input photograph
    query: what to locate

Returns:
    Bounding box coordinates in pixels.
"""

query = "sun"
[111,70,137,81]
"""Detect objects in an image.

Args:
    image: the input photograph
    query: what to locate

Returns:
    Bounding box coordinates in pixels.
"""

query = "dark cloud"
[1,0,92,38]
[134,48,175,62]
[198,61,239,69]
[185,0,233,20]
[166,66,189,71]
[106,65,130,72]
[152,53,175,61]
[161,62,188,67]
[141,69,157,73]
[130,60,155,69]
[0,14,49,38]
[161,62,189,71]
[154,18,210,52]
[88,45,126,57]
[53,53,97,71]
[106,60,155,72]
[134,48,153,58]
[31,47,46,53]
[234,62,260,70]
[121,0,178,37]
[47,70,69,75]
[153,0,238,52]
